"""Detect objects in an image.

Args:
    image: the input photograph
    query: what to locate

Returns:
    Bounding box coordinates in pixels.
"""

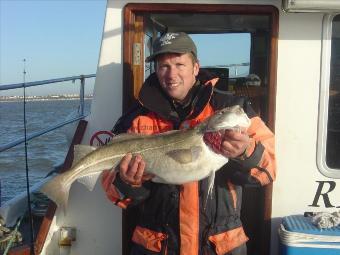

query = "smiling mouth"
[166,84,179,89]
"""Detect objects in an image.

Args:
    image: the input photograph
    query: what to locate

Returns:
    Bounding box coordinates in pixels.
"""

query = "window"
[318,14,340,177]
[145,32,251,83]
[143,13,271,118]
[190,33,250,77]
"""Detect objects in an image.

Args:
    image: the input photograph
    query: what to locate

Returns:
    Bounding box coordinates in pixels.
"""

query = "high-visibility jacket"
[102,71,276,255]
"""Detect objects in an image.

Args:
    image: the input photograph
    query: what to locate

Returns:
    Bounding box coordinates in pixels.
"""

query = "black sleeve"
[113,173,151,206]
[226,142,268,187]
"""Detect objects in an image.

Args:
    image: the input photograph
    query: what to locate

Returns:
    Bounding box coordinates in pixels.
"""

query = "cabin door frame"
[122,3,278,255]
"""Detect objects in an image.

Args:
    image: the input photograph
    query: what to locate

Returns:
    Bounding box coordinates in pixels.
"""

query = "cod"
[41,105,250,211]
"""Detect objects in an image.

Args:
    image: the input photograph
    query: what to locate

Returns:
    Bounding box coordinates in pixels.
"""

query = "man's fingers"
[224,129,247,141]
[221,141,237,156]
[221,130,250,158]
[119,153,147,185]
[120,153,132,172]
[133,158,145,181]
[222,139,245,150]
[125,154,142,178]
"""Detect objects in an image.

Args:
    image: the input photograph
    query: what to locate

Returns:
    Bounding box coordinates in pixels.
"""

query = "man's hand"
[204,129,250,159]
[118,153,154,186]
[220,129,250,158]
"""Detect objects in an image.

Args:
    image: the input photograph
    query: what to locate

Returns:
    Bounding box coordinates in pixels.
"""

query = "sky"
[192,33,250,76]
[0,0,107,96]
[0,0,250,97]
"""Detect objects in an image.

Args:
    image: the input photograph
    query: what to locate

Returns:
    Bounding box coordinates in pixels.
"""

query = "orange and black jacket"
[102,71,276,255]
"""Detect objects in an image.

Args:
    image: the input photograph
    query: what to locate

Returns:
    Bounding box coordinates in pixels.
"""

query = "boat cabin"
[3,0,340,254]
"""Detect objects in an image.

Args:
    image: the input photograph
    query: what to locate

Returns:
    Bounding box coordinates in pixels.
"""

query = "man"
[102,32,276,255]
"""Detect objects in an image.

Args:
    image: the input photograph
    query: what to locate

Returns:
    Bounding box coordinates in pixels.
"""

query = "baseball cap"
[145,32,197,62]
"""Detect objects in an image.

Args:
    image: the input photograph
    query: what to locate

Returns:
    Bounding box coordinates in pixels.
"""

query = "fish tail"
[40,174,71,213]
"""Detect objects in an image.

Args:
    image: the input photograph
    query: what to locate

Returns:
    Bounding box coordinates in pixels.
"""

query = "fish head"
[204,105,251,132]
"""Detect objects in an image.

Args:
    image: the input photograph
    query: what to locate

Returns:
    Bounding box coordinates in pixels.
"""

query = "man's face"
[156,53,199,102]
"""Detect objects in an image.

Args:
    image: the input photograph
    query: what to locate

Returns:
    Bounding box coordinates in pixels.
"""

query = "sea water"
[0,99,91,204]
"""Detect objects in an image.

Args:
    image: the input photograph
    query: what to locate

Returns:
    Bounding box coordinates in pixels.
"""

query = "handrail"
[0,74,95,153]
[0,74,95,91]
[0,114,88,153]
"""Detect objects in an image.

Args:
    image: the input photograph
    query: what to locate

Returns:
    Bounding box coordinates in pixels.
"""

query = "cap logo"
[160,33,179,46]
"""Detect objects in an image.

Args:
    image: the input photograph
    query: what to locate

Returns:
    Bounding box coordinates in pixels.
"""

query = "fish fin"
[77,173,101,191]
[204,171,215,210]
[40,174,71,214]
[72,145,97,167]
[207,170,215,198]
[166,146,203,164]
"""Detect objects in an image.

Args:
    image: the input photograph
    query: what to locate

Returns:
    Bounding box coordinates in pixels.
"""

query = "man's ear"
[194,62,200,76]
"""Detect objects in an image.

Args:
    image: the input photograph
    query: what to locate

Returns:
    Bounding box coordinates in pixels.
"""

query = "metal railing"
[0,74,96,153]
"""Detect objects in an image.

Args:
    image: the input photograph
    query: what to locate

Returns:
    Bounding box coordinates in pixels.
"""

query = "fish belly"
[143,141,228,184]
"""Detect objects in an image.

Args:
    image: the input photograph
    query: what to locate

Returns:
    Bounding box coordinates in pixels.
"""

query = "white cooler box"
[279,214,340,255]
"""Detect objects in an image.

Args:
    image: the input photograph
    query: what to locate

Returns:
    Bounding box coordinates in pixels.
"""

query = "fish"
[40,105,251,211]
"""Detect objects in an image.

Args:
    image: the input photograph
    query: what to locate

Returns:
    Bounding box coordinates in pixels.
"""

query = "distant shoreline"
[0,95,93,102]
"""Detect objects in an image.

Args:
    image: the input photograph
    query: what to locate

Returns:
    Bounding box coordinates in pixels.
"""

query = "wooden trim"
[123,6,135,111]
[125,3,278,14]
[123,4,279,255]
[59,120,88,173]
[11,120,89,255]
[267,7,279,132]
[8,245,30,255]
[132,15,145,99]
[260,6,278,255]
[33,203,57,254]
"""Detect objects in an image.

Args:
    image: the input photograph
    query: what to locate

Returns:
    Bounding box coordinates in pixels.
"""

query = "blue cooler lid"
[283,215,340,236]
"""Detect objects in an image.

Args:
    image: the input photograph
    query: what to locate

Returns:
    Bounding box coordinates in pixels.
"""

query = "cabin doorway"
[123,3,278,255]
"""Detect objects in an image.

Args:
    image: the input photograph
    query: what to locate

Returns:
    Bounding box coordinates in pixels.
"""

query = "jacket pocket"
[132,226,167,253]
[208,226,248,255]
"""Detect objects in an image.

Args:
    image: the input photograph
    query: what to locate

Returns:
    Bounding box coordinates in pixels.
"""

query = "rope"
[312,211,340,229]
[2,216,23,255]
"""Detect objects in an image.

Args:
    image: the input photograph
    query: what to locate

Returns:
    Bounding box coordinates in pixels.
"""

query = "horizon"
[0,93,94,98]
[0,0,107,97]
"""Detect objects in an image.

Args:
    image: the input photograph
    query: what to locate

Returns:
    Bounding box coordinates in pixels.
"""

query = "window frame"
[317,13,340,178]
[123,4,278,255]
[123,3,278,130]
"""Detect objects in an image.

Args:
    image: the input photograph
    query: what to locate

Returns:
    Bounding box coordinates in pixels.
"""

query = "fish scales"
[69,128,200,182]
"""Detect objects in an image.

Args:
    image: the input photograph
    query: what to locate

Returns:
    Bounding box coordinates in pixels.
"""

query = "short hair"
[154,52,199,70]
[188,52,199,65]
